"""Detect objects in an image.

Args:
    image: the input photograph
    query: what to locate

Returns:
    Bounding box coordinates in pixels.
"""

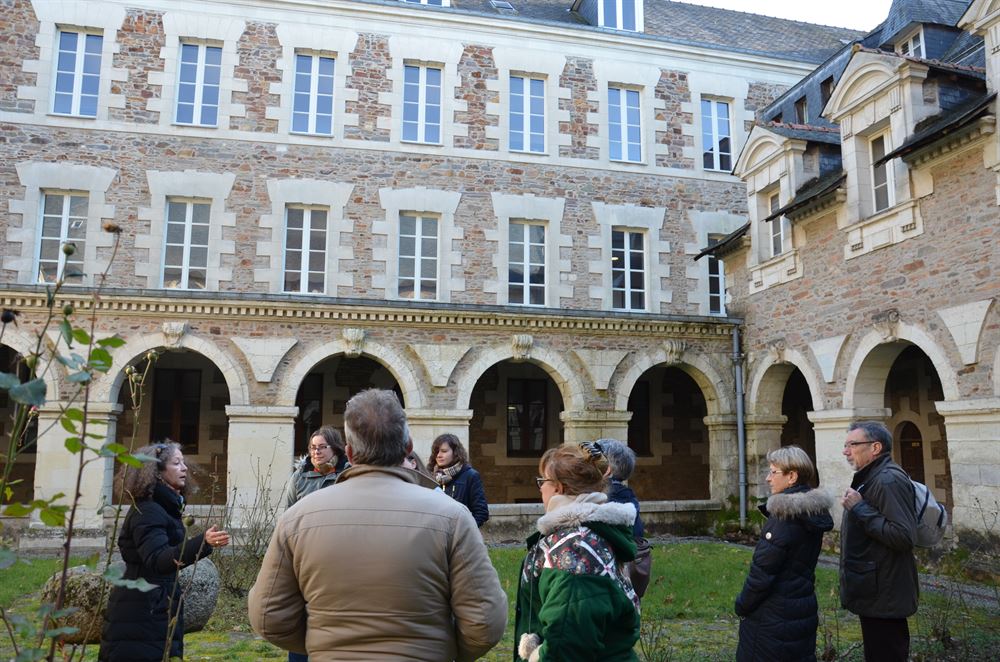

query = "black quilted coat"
[99,483,212,661]
[735,485,834,662]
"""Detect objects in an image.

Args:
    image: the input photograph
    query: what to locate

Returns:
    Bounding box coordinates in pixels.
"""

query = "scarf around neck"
[435,462,465,485]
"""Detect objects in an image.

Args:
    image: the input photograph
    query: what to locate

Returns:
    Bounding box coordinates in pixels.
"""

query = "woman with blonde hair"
[100,441,229,661]
[514,442,640,661]
[735,445,833,661]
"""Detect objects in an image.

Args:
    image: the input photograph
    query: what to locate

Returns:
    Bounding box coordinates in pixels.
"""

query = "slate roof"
[940,29,986,67]
[693,222,748,261]
[875,91,997,165]
[762,122,842,145]
[763,171,847,222]
[880,0,971,43]
[375,1,863,64]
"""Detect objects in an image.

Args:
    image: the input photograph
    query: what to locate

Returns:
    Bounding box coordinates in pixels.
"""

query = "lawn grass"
[1,542,997,660]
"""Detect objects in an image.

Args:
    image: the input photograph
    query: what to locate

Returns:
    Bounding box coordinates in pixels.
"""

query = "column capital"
[934,397,1000,418]
[743,414,787,428]
[225,405,298,423]
[807,408,890,428]
[559,410,633,426]
[703,413,737,429]
[404,408,474,424]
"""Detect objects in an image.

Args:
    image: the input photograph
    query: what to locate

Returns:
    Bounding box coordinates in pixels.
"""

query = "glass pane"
[190,223,209,246]
[286,229,302,250]
[529,286,544,305]
[205,46,222,66]
[307,274,324,293]
[399,257,414,278]
[192,203,210,223]
[510,242,523,263]
[398,278,414,298]
[163,267,182,287]
[187,269,206,289]
[308,251,324,271]
[42,216,62,237]
[44,194,64,215]
[285,250,301,271]
[284,273,301,292]
[529,266,544,284]
[59,31,78,51]
[529,224,545,243]
[286,207,303,228]
[420,258,435,279]
[508,284,523,304]
[421,237,436,257]
[399,236,415,258]
[399,215,415,235]
[509,264,524,283]
[529,245,544,264]
[164,245,184,266]
[40,240,60,261]
[189,247,207,267]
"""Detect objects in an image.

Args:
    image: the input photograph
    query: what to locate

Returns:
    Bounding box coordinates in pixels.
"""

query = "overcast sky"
[681,0,895,31]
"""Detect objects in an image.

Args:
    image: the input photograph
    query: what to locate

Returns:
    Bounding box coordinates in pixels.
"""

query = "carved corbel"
[342,328,366,357]
[511,334,533,362]
[767,339,787,364]
[873,309,900,342]
[161,321,188,348]
[663,340,687,365]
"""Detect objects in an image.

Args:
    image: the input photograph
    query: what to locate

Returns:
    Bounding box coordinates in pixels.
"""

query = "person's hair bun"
[579,441,604,463]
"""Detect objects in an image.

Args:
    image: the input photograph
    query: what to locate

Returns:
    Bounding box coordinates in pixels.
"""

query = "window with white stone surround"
[402,63,443,144]
[510,74,545,153]
[52,30,103,117]
[588,202,666,311]
[611,228,646,310]
[291,53,335,136]
[707,234,726,316]
[38,192,88,283]
[508,220,546,306]
[175,42,222,126]
[7,162,117,287]
[608,86,642,163]
[870,132,894,213]
[701,97,733,171]
[397,213,439,300]
[283,206,328,294]
[592,60,658,166]
[768,192,791,258]
[163,199,210,289]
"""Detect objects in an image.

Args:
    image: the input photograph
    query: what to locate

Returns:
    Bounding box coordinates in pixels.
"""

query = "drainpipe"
[733,325,747,528]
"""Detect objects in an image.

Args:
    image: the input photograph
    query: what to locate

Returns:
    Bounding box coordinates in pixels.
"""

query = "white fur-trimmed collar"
[766,488,833,519]
[536,492,636,534]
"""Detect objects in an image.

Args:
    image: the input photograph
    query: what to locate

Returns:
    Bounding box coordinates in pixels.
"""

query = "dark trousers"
[288,652,308,662]
[859,616,909,662]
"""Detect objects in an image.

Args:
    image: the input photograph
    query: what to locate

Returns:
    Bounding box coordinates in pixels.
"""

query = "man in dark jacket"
[839,420,918,662]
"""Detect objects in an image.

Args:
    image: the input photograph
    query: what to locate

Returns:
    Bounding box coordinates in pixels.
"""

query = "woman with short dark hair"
[100,441,229,661]
[427,434,489,527]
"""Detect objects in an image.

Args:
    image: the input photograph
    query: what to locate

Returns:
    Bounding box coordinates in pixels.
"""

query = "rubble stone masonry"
[109,9,165,125]
[558,56,600,160]
[0,0,39,114]
[230,21,281,134]
[343,33,392,142]
[453,44,499,151]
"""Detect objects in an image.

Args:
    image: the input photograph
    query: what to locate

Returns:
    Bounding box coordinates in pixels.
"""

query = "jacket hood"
[293,454,313,472]
[536,494,638,562]
[764,486,834,532]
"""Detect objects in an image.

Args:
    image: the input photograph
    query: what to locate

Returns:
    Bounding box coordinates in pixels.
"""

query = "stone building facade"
[0,0,863,539]
[705,0,1000,544]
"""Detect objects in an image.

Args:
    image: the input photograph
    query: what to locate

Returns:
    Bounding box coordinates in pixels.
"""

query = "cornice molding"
[902,116,996,168]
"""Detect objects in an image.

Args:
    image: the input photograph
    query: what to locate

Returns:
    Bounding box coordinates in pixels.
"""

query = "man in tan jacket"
[248,389,508,661]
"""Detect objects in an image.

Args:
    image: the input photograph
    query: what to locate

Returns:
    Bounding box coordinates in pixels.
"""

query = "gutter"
[733,326,747,527]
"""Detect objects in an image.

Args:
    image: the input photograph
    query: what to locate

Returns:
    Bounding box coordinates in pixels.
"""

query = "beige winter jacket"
[248,464,507,661]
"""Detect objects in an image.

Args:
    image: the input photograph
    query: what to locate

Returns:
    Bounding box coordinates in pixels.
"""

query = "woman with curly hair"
[514,442,640,661]
[99,441,229,661]
[287,426,349,508]
[427,433,489,527]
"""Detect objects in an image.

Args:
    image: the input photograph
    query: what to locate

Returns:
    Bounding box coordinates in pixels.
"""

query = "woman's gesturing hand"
[205,525,231,548]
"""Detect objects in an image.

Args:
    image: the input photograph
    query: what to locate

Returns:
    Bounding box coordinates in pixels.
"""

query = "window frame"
[283,205,329,295]
[506,378,548,457]
[509,74,546,154]
[397,212,439,301]
[402,63,443,145]
[701,97,733,172]
[507,219,546,306]
[869,132,894,214]
[174,41,222,127]
[611,227,647,311]
[768,192,790,258]
[794,96,808,124]
[707,234,726,316]
[599,0,643,32]
[37,191,88,284]
[897,29,925,58]
[51,29,103,118]
[162,198,211,290]
[608,86,642,163]
[291,52,335,136]
[400,0,447,5]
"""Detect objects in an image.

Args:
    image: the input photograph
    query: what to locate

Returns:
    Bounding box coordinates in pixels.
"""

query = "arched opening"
[627,366,710,500]
[885,344,949,506]
[0,345,38,503]
[293,355,402,457]
[467,361,565,504]
[115,350,231,505]
[781,368,817,482]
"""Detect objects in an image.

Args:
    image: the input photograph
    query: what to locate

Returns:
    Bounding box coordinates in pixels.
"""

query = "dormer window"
[599,0,643,32]
[869,133,894,213]
[896,29,924,58]
[400,0,448,6]
[794,97,808,124]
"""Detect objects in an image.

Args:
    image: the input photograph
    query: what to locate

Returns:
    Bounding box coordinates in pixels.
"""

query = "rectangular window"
[292,53,335,135]
[707,234,725,316]
[768,192,789,257]
[508,220,546,306]
[510,75,545,153]
[870,134,893,213]
[601,0,639,31]
[176,42,221,126]
[701,98,732,171]
[507,378,547,456]
[794,97,808,124]
[402,64,442,144]
[609,87,641,162]
[398,213,438,300]
[820,77,834,108]
[53,30,102,117]
[38,192,87,284]
[151,368,201,454]
[283,206,327,294]
[163,199,210,289]
[611,228,645,310]
[898,31,924,57]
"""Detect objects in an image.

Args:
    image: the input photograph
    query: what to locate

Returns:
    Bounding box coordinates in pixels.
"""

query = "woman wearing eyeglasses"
[100,441,229,661]
[735,445,833,662]
[287,426,349,509]
[514,442,640,662]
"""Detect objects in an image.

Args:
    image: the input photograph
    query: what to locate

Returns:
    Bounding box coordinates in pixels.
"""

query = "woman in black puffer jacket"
[100,441,229,661]
[735,445,833,662]
[428,434,489,527]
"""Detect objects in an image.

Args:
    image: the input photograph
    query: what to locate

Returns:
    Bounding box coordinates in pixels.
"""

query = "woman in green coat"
[514,442,640,662]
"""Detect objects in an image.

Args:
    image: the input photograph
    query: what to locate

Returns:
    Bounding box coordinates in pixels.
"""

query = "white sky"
[679,0,895,31]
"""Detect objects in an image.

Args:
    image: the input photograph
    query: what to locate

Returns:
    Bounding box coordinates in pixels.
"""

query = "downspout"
[733,325,747,528]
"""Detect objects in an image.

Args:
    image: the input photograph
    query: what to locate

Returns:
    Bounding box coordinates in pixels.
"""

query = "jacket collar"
[763,485,834,519]
[852,452,893,489]
[336,463,434,488]
[152,482,184,518]
[536,492,636,535]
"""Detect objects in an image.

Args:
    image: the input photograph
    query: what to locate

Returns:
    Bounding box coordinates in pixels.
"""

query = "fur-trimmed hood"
[537,493,637,535]
[763,486,834,532]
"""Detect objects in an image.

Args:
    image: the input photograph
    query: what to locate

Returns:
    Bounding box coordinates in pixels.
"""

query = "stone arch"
[0,326,63,402]
[452,344,585,411]
[277,339,425,408]
[747,347,825,417]
[93,331,251,406]
[994,344,1000,396]
[844,323,959,409]
[611,347,731,415]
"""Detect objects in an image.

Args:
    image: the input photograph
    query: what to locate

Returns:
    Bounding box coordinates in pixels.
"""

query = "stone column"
[558,410,632,444]
[704,414,738,502]
[808,408,890,528]
[935,398,1000,540]
[404,408,474,463]
[23,401,122,553]
[225,405,297,525]
[743,414,786,499]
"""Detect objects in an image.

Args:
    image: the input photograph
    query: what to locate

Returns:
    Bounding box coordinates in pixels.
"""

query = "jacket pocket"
[842,559,877,601]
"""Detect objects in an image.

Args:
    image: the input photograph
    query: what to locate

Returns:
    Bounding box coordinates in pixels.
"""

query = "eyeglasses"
[767,469,785,476]
[535,477,555,489]
[309,445,330,452]
[843,441,875,449]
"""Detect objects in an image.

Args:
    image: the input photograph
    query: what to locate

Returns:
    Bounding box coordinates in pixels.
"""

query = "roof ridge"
[852,44,987,74]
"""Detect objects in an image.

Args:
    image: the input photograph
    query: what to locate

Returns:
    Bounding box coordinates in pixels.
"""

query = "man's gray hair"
[848,420,893,455]
[343,389,409,466]
[596,438,636,481]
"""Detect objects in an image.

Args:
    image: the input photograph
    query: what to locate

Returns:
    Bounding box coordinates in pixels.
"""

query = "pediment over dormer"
[959,0,1000,31]
[823,50,910,121]
[734,125,787,178]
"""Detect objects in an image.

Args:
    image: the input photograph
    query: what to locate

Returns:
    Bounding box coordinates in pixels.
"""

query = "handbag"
[628,537,653,599]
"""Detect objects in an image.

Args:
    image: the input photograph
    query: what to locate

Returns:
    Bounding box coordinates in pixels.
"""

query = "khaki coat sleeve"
[247,517,308,655]
[448,508,508,661]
